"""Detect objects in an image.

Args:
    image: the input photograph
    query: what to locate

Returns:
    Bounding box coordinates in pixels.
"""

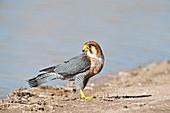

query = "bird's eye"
[89,45,92,48]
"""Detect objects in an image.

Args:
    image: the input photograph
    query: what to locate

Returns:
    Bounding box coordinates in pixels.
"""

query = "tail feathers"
[27,72,61,87]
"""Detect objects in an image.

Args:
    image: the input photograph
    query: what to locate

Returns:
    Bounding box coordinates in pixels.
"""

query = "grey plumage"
[28,72,60,87]
[74,71,90,90]
[55,54,91,77]
[27,54,91,91]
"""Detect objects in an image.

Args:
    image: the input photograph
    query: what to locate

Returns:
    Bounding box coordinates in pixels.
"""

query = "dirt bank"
[0,61,170,113]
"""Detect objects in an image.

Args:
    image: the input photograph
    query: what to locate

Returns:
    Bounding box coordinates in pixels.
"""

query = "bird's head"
[82,41,104,58]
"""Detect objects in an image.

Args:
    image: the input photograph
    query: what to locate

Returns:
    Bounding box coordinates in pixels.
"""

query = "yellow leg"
[80,90,93,100]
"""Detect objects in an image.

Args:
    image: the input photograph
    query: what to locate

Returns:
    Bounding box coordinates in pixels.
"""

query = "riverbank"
[0,61,170,113]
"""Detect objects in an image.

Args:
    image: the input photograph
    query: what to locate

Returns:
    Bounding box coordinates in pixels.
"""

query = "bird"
[27,41,104,100]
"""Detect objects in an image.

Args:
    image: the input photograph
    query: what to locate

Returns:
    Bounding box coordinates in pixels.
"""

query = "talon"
[81,95,94,100]
[80,90,93,100]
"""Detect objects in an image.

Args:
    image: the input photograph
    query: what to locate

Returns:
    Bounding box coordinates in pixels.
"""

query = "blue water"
[0,0,170,97]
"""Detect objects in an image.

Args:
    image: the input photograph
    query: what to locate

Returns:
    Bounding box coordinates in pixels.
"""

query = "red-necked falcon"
[27,41,104,100]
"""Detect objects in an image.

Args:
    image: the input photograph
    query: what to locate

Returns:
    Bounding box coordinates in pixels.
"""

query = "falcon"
[27,41,104,100]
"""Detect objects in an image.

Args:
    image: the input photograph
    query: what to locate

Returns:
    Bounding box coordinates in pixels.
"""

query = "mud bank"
[0,61,170,113]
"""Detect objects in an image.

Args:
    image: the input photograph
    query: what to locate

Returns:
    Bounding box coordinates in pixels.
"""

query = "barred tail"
[27,72,59,87]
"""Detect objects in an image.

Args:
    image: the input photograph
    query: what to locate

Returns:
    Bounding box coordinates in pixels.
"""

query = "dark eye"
[89,44,92,48]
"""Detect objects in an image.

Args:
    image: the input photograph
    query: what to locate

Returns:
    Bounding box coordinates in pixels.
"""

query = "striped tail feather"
[27,72,59,87]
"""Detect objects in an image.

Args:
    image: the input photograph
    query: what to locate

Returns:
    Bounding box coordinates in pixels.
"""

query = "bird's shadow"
[107,94,152,99]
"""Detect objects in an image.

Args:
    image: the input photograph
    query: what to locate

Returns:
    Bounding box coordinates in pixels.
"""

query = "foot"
[81,95,94,100]
[80,90,93,100]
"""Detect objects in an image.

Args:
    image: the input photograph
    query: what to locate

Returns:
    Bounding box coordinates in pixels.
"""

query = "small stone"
[123,105,128,108]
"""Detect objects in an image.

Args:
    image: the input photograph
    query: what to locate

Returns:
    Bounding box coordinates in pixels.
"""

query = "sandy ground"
[0,61,170,113]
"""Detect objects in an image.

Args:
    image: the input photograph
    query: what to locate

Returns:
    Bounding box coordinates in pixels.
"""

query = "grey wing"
[55,55,91,77]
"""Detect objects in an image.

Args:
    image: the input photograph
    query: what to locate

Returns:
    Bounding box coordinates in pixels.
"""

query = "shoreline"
[0,61,170,113]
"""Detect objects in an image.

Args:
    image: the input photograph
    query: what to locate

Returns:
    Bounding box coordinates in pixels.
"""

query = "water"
[0,0,170,97]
